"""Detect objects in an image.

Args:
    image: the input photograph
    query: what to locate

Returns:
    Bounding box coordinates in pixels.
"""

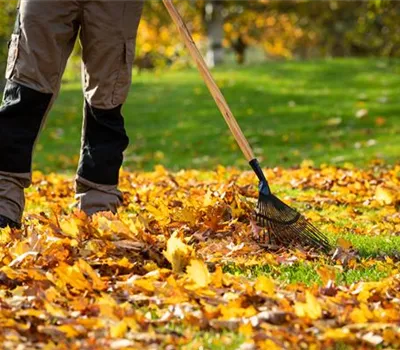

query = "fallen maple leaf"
[163,231,194,273]
[337,237,353,250]
[316,265,337,286]
[294,291,322,320]
[349,303,373,323]
[186,259,211,288]
[133,278,155,292]
[110,321,128,338]
[375,184,398,205]
[254,275,275,297]
[60,219,80,238]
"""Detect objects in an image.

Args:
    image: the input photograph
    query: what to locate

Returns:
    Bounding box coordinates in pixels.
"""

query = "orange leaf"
[337,238,353,250]
[316,266,337,286]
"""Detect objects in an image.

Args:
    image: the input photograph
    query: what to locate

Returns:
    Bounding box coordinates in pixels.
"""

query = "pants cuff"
[75,176,123,216]
[0,172,28,223]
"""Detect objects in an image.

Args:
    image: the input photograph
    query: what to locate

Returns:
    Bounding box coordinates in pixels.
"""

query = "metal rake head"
[256,193,332,253]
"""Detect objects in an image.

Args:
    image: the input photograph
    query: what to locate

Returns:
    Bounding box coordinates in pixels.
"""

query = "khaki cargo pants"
[0,0,144,223]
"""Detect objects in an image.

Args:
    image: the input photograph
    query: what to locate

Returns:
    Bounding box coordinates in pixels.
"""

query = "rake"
[163,0,332,252]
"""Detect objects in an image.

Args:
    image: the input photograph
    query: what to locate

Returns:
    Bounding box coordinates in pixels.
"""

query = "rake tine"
[252,173,332,253]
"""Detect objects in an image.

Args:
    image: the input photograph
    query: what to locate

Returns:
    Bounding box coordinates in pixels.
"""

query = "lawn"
[36,58,400,172]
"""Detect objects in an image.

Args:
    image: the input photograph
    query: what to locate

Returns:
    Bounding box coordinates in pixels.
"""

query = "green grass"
[221,219,400,287]
[223,261,393,286]
[335,233,400,258]
[35,58,400,173]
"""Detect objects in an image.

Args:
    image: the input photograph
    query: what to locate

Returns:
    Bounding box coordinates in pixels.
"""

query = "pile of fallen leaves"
[0,164,399,349]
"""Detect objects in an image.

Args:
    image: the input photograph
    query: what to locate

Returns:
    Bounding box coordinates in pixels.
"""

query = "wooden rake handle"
[162,0,255,162]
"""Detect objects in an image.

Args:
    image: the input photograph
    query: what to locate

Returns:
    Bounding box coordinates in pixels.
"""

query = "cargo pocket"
[5,34,20,80]
[112,39,135,106]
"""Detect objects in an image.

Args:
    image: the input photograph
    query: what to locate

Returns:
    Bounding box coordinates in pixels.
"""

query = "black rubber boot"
[0,215,20,229]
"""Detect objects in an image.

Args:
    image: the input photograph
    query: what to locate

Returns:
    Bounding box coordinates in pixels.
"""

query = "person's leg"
[76,0,144,215]
[0,0,80,226]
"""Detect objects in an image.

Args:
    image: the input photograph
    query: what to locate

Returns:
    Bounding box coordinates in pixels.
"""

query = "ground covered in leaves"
[1,164,400,349]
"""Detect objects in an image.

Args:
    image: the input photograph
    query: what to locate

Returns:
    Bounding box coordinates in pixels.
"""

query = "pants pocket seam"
[111,40,134,106]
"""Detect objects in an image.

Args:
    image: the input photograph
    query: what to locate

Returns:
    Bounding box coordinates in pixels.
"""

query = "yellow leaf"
[300,159,315,169]
[54,262,92,291]
[203,190,215,207]
[124,317,138,332]
[110,321,128,338]
[76,259,107,291]
[254,276,275,297]
[258,339,281,350]
[375,185,397,205]
[220,304,257,319]
[324,328,355,341]
[134,279,155,292]
[186,259,211,288]
[212,265,223,288]
[0,226,12,244]
[166,274,178,288]
[45,287,60,303]
[349,303,373,323]
[60,219,80,238]
[110,220,133,238]
[154,164,168,175]
[94,216,113,236]
[144,261,159,272]
[0,266,20,279]
[349,308,368,323]
[294,291,322,320]
[57,325,80,338]
[238,322,253,337]
[45,302,67,318]
[69,297,89,312]
[117,257,134,269]
[173,208,197,226]
[163,232,194,273]
[97,293,118,320]
[146,202,170,225]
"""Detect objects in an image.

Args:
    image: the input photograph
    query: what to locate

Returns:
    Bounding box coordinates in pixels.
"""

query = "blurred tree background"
[137,0,400,68]
[1,0,400,75]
